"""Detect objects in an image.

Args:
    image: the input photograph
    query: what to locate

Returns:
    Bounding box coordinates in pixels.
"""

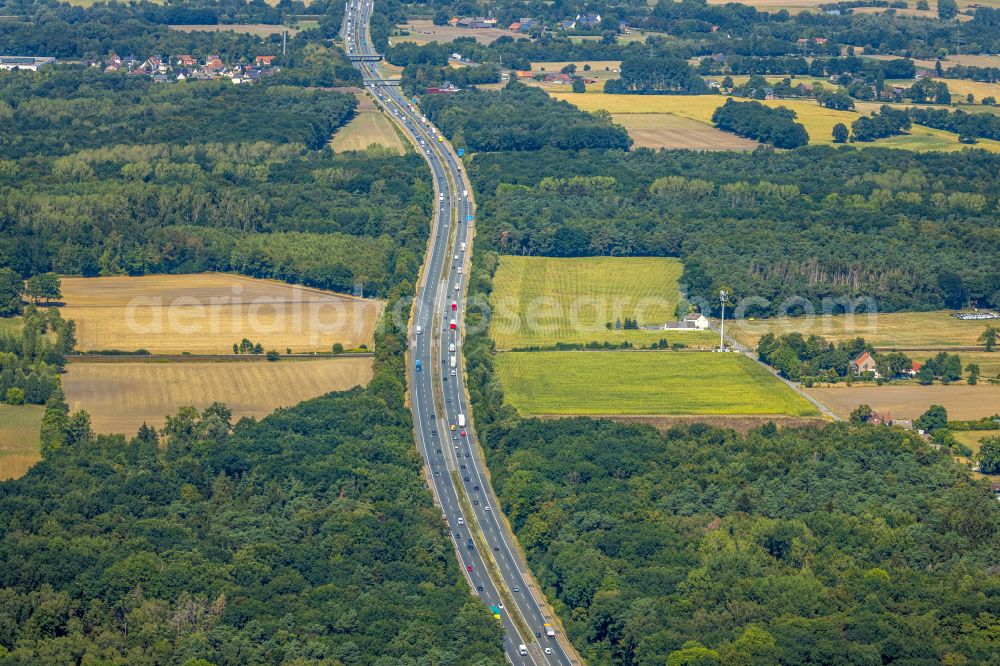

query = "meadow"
[953,430,1000,457]
[0,404,43,481]
[63,357,374,435]
[489,256,718,349]
[552,92,1000,151]
[495,350,820,416]
[612,112,759,150]
[807,385,1000,421]
[60,273,383,354]
[331,94,407,154]
[729,311,997,351]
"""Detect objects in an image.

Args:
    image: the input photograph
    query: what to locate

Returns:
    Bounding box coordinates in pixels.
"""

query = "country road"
[343,3,582,665]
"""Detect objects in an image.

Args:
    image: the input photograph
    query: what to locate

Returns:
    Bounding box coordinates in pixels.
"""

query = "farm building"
[1,56,55,71]
[663,313,710,331]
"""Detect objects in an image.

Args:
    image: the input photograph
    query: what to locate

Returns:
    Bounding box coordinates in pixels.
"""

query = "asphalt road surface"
[343,4,579,664]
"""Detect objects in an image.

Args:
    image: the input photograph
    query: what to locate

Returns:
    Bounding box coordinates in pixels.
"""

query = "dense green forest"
[420,82,631,152]
[380,0,1000,64]
[0,305,72,406]
[462,249,1000,666]
[0,300,506,664]
[466,147,1000,313]
[0,70,431,296]
[0,0,344,60]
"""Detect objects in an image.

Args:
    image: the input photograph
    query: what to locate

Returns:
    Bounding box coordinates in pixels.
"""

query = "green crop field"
[495,351,819,416]
[489,256,717,349]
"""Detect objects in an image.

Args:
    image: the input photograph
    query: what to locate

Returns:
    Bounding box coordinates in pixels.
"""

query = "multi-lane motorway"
[343,4,579,665]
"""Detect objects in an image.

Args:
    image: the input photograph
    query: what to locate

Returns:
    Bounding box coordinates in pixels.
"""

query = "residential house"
[176,54,197,67]
[508,21,522,31]
[512,17,538,33]
[543,72,575,84]
[908,360,923,376]
[558,18,577,30]
[851,351,879,377]
[515,70,533,80]
[255,55,276,66]
[576,13,602,28]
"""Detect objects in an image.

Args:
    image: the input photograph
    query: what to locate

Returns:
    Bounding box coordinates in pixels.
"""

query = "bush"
[4,387,25,405]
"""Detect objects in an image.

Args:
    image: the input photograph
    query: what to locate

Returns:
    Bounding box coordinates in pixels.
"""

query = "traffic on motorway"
[343,3,576,665]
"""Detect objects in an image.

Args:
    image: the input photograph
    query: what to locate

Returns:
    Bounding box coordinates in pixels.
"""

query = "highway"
[343,3,579,665]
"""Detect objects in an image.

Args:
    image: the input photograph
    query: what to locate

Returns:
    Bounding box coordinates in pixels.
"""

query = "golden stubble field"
[60,273,384,354]
[613,113,760,150]
[729,311,996,351]
[807,385,1000,421]
[0,405,44,481]
[64,357,374,435]
[331,94,408,154]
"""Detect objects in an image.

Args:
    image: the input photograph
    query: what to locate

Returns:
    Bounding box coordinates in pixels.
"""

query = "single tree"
[332,342,344,354]
[571,79,586,93]
[978,436,1000,474]
[938,0,958,19]
[25,272,61,304]
[832,122,849,143]
[432,10,450,26]
[980,325,998,352]
[849,404,874,424]
[966,363,980,385]
[915,404,948,433]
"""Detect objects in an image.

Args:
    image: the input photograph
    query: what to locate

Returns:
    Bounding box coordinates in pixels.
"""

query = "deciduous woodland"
[0,71,432,297]
[463,145,1000,314]
[0,316,505,664]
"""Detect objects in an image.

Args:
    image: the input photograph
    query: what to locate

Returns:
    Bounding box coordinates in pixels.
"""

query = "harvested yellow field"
[390,19,520,45]
[553,92,1000,151]
[932,78,1000,102]
[807,385,1000,421]
[613,113,759,150]
[61,273,383,354]
[0,404,43,481]
[331,94,406,154]
[730,311,996,351]
[64,357,373,435]
[531,60,621,77]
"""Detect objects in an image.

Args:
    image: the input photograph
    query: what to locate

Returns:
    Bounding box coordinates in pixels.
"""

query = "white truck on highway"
[543,623,555,638]
[457,414,465,427]
[449,355,456,369]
